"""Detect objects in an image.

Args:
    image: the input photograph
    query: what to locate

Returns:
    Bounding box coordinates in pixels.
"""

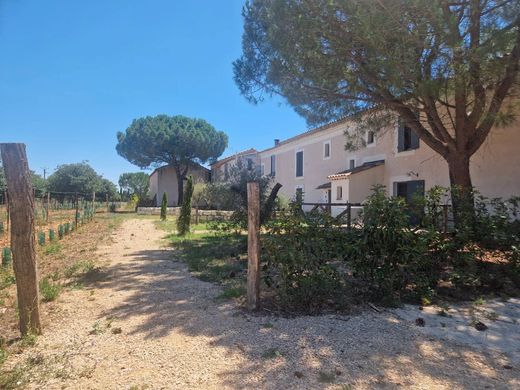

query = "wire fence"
[0,189,116,264]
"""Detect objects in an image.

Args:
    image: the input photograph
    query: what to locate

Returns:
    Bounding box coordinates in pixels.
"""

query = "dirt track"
[4,218,518,389]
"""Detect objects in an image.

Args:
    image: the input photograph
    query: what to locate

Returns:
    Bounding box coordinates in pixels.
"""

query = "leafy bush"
[160,192,168,221]
[58,224,64,239]
[347,186,445,304]
[177,176,194,236]
[48,229,55,242]
[109,203,117,212]
[39,277,61,302]
[263,202,349,312]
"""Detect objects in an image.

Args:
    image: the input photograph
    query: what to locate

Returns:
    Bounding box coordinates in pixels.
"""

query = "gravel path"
[5,218,519,389]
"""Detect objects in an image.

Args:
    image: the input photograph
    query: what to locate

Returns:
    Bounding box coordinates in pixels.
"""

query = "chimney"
[274,139,280,146]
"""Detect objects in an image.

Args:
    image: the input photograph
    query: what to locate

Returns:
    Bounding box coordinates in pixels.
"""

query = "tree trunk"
[447,153,475,230]
[0,143,42,336]
[176,170,184,206]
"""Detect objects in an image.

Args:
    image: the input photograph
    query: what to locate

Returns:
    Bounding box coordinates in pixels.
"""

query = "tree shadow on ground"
[87,246,518,389]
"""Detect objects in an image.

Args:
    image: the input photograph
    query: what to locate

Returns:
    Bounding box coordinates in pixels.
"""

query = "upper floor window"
[367,131,375,145]
[224,163,229,180]
[398,121,420,152]
[349,159,355,170]
[247,158,253,170]
[296,150,304,177]
[270,155,276,176]
[323,141,331,159]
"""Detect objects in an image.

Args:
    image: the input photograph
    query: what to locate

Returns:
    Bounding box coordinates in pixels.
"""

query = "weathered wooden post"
[247,182,260,311]
[106,194,109,213]
[0,143,42,335]
[346,203,352,230]
[46,191,50,223]
[75,193,79,229]
[92,190,96,215]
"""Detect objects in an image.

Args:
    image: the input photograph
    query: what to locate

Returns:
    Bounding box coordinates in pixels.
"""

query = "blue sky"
[0,0,306,184]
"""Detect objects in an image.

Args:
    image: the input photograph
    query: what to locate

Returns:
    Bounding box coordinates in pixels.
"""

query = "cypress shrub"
[2,247,11,267]
[38,232,46,246]
[58,224,64,239]
[177,176,194,236]
[160,192,168,221]
[49,229,55,242]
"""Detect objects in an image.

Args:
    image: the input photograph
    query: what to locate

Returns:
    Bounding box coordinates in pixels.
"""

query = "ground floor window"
[394,180,425,203]
[336,186,343,200]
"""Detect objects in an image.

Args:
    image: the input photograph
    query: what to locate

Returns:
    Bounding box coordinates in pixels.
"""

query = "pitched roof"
[328,160,385,180]
[149,162,210,178]
[316,182,332,190]
[210,148,258,168]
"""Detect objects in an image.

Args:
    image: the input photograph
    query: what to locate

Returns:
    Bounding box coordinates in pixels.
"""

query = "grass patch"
[217,283,246,300]
[317,371,336,384]
[43,242,62,256]
[0,268,15,291]
[0,366,26,390]
[64,260,96,278]
[39,277,61,302]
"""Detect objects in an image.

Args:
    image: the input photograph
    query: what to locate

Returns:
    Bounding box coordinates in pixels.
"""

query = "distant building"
[210,148,260,182]
[149,163,210,207]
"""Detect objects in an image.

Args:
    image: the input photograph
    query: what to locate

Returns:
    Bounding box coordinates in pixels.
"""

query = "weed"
[89,321,104,335]
[0,366,26,389]
[261,347,283,359]
[64,260,95,278]
[474,297,485,306]
[20,332,37,347]
[43,242,62,256]
[261,322,274,329]
[484,311,499,321]
[317,370,336,384]
[217,284,246,300]
[39,277,61,302]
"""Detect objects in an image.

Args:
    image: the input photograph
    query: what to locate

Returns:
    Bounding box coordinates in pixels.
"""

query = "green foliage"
[37,232,45,246]
[346,186,444,304]
[58,224,64,239]
[118,172,150,200]
[177,176,194,236]
[39,277,61,302]
[1,248,11,267]
[47,162,117,198]
[109,203,117,213]
[263,202,349,312]
[160,192,168,221]
[64,223,70,235]
[0,221,4,234]
[116,115,228,203]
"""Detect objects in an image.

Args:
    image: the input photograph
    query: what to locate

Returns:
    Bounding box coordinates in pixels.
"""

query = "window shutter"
[411,129,420,149]
[397,123,405,152]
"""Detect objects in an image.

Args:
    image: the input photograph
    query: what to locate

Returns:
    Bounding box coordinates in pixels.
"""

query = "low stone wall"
[137,207,233,221]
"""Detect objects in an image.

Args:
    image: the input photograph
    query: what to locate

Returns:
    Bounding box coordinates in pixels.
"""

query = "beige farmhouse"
[210,148,260,182]
[258,117,520,216]
[149,164,210,207]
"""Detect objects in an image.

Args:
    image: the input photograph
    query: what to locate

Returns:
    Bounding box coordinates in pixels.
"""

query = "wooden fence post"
[0,143,42,335]
[346,203,352,229]
[75,193,79,229]
[46,191,50,223]
[4,190,9,232]
[92,191,96,215]
[106,194,109,213]
[247,182,260,311]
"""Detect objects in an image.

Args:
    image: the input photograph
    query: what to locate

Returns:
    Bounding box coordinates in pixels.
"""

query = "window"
[367,131,375,145]
[336,186,343,200]
[349,159,355,170]
[394,180,425,203]
[247,158,253,170]
[270,155,276,176]
[398,121,420,152]
[224,163,229,180]
[323,141,331,159]
[296,150,304,177]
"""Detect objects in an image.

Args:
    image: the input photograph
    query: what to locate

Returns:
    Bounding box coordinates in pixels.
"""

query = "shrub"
[2,248,12,267]
[109,203,117,212]
[177,176,194,236]
[64,223,70,235]
[263,202,349,312]
[347,186,444,304]
[58,224,64,239]
[39,277,61,302]
[48,229,55,242]
[0,221,3,234]
[160,192,168,221]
